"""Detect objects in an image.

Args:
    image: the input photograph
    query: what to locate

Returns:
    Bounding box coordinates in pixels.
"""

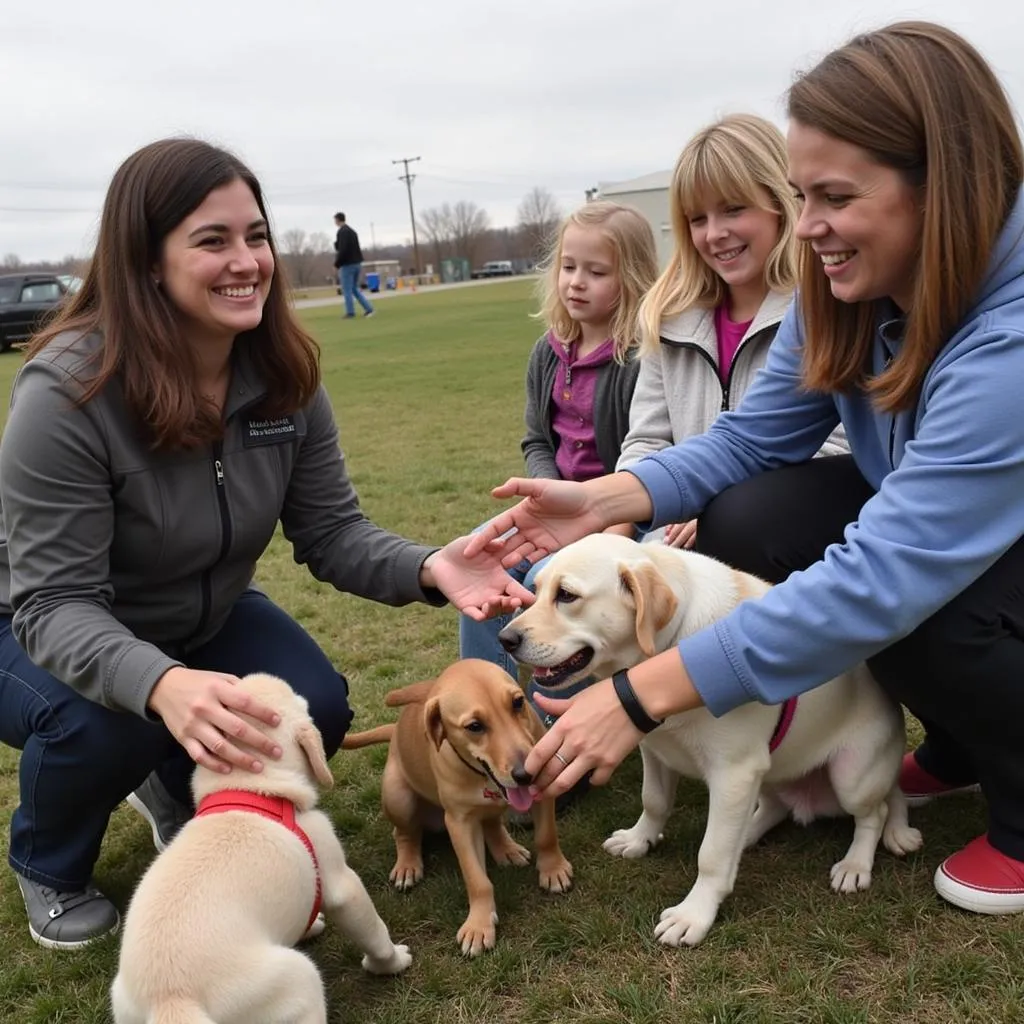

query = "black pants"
[694,455,1024,861]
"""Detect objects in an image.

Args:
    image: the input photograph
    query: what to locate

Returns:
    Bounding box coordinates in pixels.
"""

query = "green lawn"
[0,280,1021,1023]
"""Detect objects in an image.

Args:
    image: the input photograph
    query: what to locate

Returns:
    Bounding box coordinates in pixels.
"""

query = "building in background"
[595,170,673,267]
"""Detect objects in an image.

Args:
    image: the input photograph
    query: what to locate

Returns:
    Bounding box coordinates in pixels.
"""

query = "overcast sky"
[3,0,1022,262]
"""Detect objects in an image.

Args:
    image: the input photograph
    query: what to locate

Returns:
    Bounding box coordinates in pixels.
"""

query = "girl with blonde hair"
[613,112,844,547]
[460,201,658,715]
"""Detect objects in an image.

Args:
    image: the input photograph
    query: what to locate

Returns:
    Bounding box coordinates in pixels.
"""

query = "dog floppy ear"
[424,696,447,750]
[620,562,679,657]
[296,721,335,789]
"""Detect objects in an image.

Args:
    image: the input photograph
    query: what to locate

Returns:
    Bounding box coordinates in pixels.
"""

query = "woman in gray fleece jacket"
[0,139,530,950]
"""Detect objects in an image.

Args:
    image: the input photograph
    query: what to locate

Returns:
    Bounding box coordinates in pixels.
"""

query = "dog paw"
[538,857,573,893]
[362,943,413,975]
[603,827,661,860]
[883,824,923,857]
[389,860,424,890]
[653,900,715,947]
[830,858,873,893]
[491,841,532,867]
[457,912,498,957]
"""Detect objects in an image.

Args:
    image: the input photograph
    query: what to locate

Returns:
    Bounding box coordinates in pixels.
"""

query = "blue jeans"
[0,590,353,890]
[339,264,373,316]
[458,553,595,726]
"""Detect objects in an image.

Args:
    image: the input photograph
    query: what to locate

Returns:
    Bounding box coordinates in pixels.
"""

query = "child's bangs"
[678,142,771,215]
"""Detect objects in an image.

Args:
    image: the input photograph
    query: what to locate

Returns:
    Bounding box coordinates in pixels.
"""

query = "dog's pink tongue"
[506,786,534,813]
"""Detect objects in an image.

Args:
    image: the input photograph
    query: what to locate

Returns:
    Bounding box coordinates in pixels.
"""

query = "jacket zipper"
[194,441,233,641]
[661,336,756,413]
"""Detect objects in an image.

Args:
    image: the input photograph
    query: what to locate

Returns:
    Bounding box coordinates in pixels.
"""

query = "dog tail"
[384,679,435,706]
[341,724,395,749]
[151,997,216,1024]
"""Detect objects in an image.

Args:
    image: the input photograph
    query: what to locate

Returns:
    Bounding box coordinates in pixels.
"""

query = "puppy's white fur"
[111,673,410,1024]
[502,534,922,947]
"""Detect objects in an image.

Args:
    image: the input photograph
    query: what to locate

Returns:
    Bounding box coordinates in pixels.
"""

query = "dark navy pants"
[0,590,353,889]
[695,455,1024,861]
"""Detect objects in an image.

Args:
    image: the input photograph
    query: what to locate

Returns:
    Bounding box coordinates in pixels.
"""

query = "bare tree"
[417,205,454,273]
[449,201,490,268]
[517,186,561,262]
[3,253,23,270]
[280,229,319,288]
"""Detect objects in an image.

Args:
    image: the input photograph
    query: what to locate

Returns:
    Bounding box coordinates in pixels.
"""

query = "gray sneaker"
[16,875,119,950]
[126,772,192,852]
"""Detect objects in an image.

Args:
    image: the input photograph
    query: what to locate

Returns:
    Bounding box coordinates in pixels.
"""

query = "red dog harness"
[194,790,322,933]
[768,697,798,753]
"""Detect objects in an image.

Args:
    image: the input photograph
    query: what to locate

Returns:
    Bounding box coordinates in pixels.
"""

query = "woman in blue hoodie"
[468,21,1024,916]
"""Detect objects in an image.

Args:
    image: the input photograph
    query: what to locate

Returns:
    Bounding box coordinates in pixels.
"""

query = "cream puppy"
[111,672,411,1024]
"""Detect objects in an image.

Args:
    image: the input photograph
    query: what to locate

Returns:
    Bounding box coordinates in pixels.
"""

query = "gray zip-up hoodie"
[0,332,441,718]
[616,290,848,471]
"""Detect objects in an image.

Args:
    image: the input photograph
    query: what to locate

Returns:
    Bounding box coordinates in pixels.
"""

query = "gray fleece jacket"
[0,332,441,718]
[616,291,848,471]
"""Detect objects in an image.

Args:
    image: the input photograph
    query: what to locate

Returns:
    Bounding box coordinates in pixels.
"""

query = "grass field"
[0,279,1021,1023]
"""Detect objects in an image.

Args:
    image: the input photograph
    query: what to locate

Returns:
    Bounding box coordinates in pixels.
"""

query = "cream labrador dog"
[111,672,411,1024]
[498,534,922,947]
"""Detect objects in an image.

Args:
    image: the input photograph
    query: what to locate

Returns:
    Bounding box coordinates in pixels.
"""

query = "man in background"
[333,212,375,319]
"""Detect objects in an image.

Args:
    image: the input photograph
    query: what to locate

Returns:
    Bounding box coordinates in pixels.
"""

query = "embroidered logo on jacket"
[243,416,297,447]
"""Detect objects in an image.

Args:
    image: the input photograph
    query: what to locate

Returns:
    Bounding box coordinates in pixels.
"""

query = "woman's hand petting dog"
[524,680,645,797]
[147,667,283,775]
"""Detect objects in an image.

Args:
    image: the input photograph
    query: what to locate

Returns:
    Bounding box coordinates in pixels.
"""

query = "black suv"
[0,273,70,352]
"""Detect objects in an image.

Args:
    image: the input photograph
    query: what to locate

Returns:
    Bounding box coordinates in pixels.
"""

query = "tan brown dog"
[111,673,411,1024]
[342,658,573,956]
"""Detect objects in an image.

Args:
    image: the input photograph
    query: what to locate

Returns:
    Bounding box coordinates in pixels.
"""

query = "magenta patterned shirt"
[548,331,617,481]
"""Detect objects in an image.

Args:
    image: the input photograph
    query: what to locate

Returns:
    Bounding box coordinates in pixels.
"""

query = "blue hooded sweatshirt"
[627,189,1024,717]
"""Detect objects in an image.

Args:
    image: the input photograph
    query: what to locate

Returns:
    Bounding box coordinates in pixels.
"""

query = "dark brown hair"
[788,21,1023,411]
[28,138,320,449]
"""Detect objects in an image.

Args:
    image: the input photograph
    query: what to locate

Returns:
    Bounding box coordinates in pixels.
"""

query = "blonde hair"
[790,21,1023,412]
[638,113,800,356]
[535,200,659,361]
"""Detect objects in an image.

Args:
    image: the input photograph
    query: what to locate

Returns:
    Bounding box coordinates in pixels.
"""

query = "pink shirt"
[714,304,753,381]
[548,333,616,481]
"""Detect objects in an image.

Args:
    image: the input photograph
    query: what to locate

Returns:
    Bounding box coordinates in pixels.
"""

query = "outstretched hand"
[424,535,535,620]
[462,477,606,567]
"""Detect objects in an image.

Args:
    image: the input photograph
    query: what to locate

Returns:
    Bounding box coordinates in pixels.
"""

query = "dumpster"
[365,272,381,293]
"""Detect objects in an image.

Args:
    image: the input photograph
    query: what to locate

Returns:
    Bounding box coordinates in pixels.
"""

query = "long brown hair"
[789,21,1023,411]
[28,138,320,449]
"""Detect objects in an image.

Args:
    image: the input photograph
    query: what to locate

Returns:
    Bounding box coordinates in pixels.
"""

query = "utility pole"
[392,156,422,276]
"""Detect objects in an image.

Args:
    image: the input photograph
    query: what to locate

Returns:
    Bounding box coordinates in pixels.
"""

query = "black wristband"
[611,669,662,733]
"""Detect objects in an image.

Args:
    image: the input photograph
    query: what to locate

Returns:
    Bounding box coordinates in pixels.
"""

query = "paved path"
[292,276,525,310]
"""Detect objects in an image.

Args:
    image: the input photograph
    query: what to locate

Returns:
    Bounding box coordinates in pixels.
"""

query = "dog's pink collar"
[768,698,798,753]
[194,790,322,933]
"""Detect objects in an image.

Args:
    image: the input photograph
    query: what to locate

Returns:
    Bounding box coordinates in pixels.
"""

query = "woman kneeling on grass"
[469,21,1024,916]
[0,138,531,950]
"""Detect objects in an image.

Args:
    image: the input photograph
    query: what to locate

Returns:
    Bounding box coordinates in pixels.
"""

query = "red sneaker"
[899,751,979,807]
[934,836,1024,914]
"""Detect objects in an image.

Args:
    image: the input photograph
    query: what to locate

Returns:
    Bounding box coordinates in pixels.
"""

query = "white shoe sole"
[28,915,120,950]
[934,864,1024,915]
[126,792,170,852]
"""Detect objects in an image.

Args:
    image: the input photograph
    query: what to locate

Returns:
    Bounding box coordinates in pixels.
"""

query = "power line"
[392,156,422,275]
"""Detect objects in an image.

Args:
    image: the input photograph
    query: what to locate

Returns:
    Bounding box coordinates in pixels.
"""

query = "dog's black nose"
[498,626,522,653]
[511,765,533,786]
